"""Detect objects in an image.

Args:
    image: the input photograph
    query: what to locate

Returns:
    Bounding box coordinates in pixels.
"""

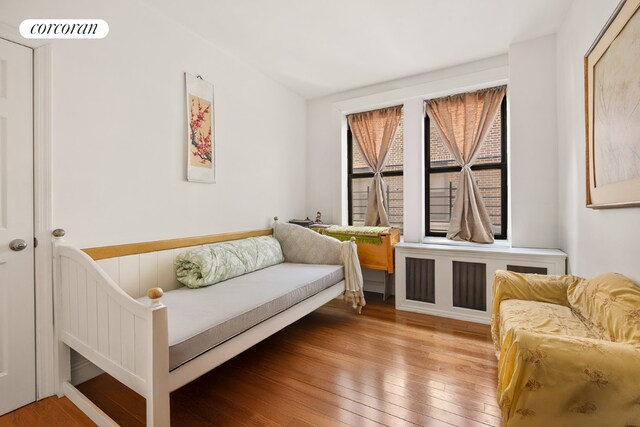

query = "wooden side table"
[316,227,401,302]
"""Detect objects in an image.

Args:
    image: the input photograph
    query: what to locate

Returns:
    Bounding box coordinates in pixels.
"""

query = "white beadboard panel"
[119,255,141,298]
[139,252,159,297]
[97,258,119,284]
[134,316,146,377]
[69,260,79,336]
[96,287,109,355]
[86,276,98,350]
[108,297,122,365]
[94,248,188,295]
[157,250,179,292]
[77,268,88,342]
[61,257,70,332]
[173,247,190,258]
[120,311,135,372]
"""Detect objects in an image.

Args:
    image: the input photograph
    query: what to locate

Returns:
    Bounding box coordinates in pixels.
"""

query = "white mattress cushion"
[138,263,344,370]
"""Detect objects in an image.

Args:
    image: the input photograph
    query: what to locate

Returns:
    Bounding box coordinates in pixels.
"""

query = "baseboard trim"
[71,356,104,385]
[396,302,490,325]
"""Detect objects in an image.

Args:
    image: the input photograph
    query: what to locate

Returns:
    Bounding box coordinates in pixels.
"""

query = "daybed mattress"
[138,263,344,370]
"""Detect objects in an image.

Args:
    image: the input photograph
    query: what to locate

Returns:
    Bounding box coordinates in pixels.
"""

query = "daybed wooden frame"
[53,229,345,426]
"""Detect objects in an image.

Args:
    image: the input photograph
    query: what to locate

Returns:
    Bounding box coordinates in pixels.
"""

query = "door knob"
[9,239,27,251]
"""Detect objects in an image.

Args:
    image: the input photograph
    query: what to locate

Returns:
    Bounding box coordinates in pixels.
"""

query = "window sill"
[421,236,511,249]
[397,238,566,261]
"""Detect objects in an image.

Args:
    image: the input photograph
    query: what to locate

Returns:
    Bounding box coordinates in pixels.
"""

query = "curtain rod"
[424,84,506,104]
[346,104,403,117]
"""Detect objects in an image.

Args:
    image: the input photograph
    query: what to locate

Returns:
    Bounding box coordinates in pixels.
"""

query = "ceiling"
[146,0,573,99]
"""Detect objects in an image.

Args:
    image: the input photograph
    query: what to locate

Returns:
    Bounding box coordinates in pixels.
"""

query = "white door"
[0,38,35,416]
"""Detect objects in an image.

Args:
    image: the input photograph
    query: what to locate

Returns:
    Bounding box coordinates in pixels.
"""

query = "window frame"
[424,95,508,240]
[347,127,404,227]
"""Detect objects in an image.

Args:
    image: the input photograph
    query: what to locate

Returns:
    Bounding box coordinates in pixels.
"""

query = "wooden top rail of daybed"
[82,228,273,260]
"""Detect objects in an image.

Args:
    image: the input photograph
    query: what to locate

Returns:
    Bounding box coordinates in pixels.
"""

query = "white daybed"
[53,223,363,426]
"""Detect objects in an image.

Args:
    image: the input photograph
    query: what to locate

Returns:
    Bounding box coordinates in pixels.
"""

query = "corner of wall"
[508,33,559,249]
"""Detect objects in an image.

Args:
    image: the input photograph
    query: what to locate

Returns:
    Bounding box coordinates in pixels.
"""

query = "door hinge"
[34,237,38,248]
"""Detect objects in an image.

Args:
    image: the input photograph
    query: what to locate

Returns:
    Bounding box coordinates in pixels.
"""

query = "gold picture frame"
[585,0,640,208]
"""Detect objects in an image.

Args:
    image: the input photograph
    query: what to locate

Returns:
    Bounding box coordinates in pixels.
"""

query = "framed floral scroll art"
[585,0,640,208]
[186,73,215,183]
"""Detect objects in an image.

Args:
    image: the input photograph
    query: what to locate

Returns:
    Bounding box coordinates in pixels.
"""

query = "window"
[347,110,404,232]
[425,94,507,239]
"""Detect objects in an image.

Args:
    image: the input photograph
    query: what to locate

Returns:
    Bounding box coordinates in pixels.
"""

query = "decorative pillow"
[273,222,341,265]
[175,236,284,288]
[567,272,640,344]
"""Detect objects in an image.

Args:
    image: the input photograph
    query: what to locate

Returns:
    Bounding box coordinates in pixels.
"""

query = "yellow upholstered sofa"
[491,270,640,426]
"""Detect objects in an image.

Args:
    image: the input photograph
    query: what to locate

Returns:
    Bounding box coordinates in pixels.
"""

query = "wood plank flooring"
[0,293,501,426]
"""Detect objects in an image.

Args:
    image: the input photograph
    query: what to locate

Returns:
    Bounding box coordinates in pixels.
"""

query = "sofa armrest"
[498,329,640,423]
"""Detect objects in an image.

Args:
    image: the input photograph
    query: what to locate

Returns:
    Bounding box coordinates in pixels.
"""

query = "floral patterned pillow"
[567,272,640,344]
[175,236,284,288]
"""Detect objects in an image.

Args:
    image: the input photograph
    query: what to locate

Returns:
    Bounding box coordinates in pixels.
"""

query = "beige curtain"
[347,106,402,226]
[425,86,506,243]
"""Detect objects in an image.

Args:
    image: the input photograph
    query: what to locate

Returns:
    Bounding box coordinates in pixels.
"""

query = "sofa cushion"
[139,263,344,371]
[491,271,585,350]
[567,272,640,344]
[499,299,598,346]
[175,236,284,288]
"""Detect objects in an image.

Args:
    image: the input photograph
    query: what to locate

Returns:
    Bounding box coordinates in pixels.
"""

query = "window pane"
[384,175,403,232]
[429,121,457,168]
[351,175,404,233]
[428,171,459,232]
[429,101,503,167]
[474,168,503,235]
[350,177,371,227]
[474,107,502,165]
[351,140,370,174]
[429,169,503,236]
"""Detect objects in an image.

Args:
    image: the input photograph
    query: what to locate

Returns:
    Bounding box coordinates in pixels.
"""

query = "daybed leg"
[147,391,170,427]
[57,341,71,397]
[53,230,71,397]
[146,288,170,427]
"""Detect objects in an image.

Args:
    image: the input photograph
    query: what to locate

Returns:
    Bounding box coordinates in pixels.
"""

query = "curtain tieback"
[461,164,472,172]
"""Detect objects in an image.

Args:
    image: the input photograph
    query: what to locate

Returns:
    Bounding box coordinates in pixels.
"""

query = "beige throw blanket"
[273,221,365,312]
[340,237,365,313]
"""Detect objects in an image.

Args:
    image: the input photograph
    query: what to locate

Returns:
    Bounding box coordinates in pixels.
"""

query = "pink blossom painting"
[189,95,212,168]
[186,73,215,183]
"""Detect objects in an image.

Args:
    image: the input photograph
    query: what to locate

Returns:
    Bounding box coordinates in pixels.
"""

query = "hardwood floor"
[0,395,93,427]
[0,293,502,426]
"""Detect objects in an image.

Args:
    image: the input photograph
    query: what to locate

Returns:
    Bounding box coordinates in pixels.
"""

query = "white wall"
[0,0,307,248]
[307,44,561,250]
[557,0,640,282]
[508,34,558,248]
